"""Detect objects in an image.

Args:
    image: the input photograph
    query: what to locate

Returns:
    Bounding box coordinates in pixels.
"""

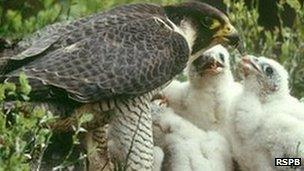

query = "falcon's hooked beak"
[189,22,241,65]
[241,55,262,77]
[212,23,243,53]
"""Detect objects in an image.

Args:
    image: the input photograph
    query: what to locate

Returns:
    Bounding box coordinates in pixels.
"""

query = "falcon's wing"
[0,3,166,74]
[5,16,189,103]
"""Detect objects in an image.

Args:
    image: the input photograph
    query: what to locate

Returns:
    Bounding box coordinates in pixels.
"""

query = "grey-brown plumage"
[2,4,189,103]
[1,2,240,170]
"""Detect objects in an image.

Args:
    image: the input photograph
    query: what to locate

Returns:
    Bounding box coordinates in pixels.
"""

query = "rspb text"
[275,158,301,167]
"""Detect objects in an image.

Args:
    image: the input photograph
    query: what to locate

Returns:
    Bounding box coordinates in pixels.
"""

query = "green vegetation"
[0,0,182,40]
[226,0,304,97]
[0,74,53,171]
[0,0,303,170]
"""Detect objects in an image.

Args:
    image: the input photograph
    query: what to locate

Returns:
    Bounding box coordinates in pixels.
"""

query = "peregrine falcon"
[1,2,240,170]
[229,56,304,170]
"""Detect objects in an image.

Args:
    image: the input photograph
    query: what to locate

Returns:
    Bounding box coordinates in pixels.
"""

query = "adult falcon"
[0,1,241,170]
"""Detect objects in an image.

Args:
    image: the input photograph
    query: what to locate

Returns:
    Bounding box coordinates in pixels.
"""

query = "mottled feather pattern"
[3,3,189,103]
[7,19,188,102]
[2,4,165,61]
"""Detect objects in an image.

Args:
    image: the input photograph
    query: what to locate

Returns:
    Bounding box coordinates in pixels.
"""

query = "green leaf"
[0,83,16,101]
[18,73,31,96]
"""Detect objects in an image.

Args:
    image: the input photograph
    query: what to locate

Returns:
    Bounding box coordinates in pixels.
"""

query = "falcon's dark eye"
[219,53,225,62]
[264,66,274,76]
[201,17,213,28]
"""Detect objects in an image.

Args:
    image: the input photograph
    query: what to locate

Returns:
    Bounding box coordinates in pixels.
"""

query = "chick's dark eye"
[265,66,274,76]
[219,53,225,62]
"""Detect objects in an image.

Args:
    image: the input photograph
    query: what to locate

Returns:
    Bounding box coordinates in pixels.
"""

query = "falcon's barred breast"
[0,2,241,170]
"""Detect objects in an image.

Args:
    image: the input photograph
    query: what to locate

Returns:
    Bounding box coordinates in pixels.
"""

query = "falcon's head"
[241,55,289,97]
[188,45,231,86]
[164,1,242,58]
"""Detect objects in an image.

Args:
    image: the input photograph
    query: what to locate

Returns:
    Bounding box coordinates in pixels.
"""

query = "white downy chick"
[151,102,232,171]
[163,44,242,132]
[228,55,304,171]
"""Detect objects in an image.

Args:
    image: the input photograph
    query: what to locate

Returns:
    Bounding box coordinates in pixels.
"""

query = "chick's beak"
[241,56,262,76]
[197,53,224,75]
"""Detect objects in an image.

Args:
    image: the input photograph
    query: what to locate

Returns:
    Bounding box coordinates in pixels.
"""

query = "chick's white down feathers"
[228,56,304,171]
[152,45,239,171]
[163,45,242,132]
[151,103,232,171]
